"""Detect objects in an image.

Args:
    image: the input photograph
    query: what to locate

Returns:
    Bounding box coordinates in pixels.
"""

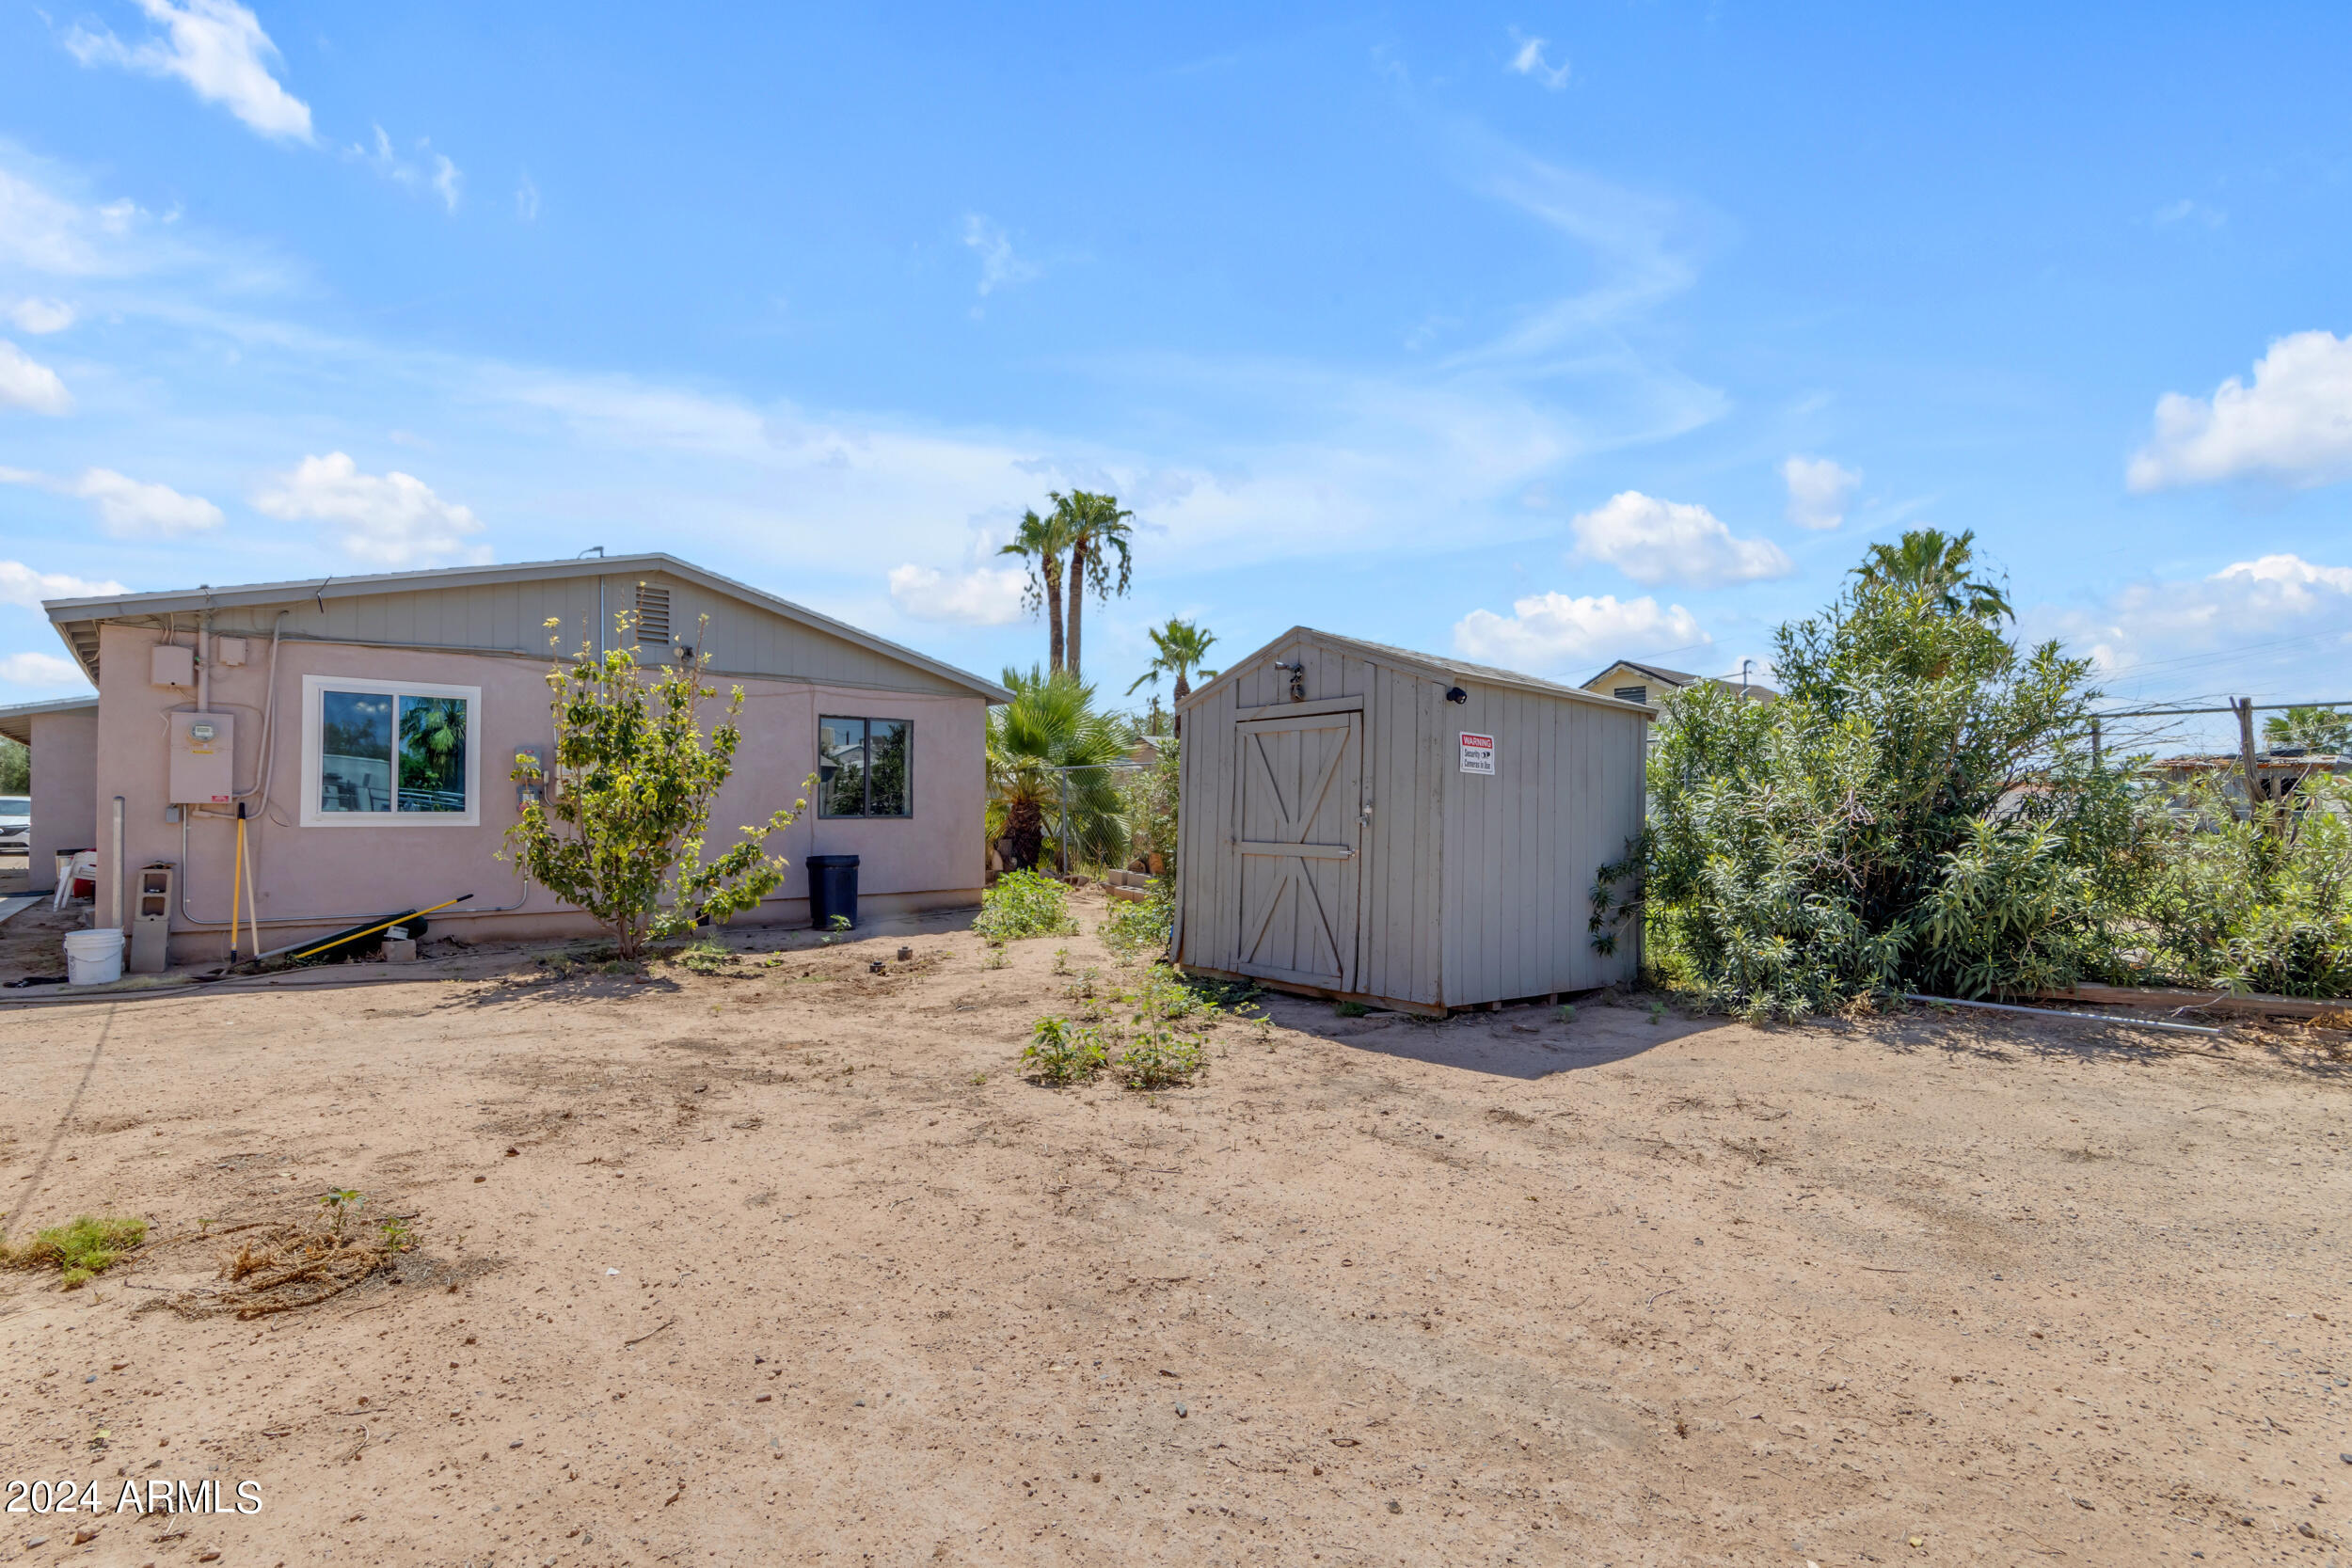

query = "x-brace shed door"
[1233,708,1362,990]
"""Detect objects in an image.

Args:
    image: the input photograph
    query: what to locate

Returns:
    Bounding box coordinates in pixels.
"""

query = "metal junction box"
[168,711,235,805]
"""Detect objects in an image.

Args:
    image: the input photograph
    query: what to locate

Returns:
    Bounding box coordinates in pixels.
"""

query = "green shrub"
[976,870,1080,943]
[1116,1027,1203,1089]
[2124,775,2352,997]
[1333,1000,1369,1018]
[1022,1016,1109,1085]
[1640,570,2105,1017]
[1120,734,1181,875]
[4,1214,148,1289]
[1127,965,1214,1025]
[1100,881,1174,957]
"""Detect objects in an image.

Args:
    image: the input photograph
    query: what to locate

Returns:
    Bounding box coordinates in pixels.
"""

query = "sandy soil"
[1,892,2347,1567]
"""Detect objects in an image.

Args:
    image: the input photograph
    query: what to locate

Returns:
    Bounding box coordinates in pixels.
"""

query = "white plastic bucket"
[64,927,125,987]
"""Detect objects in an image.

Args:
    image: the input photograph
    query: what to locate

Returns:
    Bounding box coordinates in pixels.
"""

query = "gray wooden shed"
[1171,626,1653,1015]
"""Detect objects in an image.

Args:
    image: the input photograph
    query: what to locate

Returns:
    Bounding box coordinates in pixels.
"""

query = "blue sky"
[4,2,2349,752]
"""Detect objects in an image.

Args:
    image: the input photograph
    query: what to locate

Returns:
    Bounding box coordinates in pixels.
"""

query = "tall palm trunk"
[1171,669,1189,736]
[1041,555,1067,673]
[1065,538,1089,679]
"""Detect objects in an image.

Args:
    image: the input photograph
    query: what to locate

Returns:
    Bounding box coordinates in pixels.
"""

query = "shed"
[1170,627,1653,1015]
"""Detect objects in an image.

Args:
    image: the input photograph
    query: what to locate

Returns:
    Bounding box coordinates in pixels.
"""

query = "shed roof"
[0,694,98,746]
[40,552,1011,702]
[1177,626,1654,717]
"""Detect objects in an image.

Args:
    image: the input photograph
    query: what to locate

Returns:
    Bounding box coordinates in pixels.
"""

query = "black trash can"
[807,854,860,931]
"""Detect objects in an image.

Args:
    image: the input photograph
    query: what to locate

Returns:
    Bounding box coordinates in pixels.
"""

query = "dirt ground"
[1,892,2348,1567]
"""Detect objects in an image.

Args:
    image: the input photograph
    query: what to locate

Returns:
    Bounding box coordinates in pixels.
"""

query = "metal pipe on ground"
[1903,992,2223,1037]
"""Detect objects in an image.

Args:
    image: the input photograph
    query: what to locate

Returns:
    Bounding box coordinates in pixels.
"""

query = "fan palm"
[987,666,1134,872]
[998,508,1073,673]
[1852,528,2012,621]
[2265,705,2352,755]
[1126,617,1218,733]
[1051,490,1134,680]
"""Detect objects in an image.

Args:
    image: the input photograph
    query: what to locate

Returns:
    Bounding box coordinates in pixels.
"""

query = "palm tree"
[2264,705,2352,755]
[1126,617,1217,734]
[998,509,1073,673]
[1851,528,2013,621]
[987,666,1134,873]
[1051,489,1134,681]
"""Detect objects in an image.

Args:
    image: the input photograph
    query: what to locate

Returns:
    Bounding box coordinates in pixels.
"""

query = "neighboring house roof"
[0,694,99,747]
[1176,626,1654,716]
[1584,658,1700,688]
[1581,657,1780,702]
[40,552,1012,703]
[2156,752,2352,770]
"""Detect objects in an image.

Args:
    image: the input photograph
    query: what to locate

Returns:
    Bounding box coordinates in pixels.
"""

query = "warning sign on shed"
[1459,732,1495,775]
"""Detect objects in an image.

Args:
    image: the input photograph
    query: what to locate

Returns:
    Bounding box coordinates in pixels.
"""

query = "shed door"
[1233,710,1362,990]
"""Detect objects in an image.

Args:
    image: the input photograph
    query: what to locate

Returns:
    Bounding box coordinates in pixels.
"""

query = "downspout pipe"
[110,796,125,934]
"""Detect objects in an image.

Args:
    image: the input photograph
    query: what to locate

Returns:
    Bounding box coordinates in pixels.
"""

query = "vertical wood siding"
[1439,676,1646,1004]
[1178,629,1647,1010]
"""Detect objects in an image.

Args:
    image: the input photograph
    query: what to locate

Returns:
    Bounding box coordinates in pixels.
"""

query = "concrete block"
[382,938,418,963]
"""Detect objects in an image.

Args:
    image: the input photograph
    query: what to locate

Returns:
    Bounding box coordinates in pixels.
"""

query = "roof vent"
[634,584,672,648]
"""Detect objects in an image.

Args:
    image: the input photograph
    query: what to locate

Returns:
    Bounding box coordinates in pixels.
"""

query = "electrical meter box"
[169,711,235,805]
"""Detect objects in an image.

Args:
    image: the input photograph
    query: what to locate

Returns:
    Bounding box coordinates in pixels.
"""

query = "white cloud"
[1506,31,1571,90]
[0,465,224,536]
[8,298,76,334]
[2034,553,2352,699]
[886,563,1029,626]
[2128,331,2352,491]
[0,559,128,610]
[1781,453,1861,531]
[74,468,224,536]
[0,651,89,688]
[64,0,313,142]
[0,157,184,280]
[251,452,489,566]
[2153,198,2224,230]
[961,214,1038,296]
[516,171,540,222]
[1454,592,1705,672]
[0,340,72,414]
[1567,490,1791,588]
[354,127,464,214]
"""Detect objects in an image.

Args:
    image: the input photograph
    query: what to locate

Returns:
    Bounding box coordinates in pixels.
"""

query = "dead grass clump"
[171,1199,414,1319]
[1,1213,149,1288]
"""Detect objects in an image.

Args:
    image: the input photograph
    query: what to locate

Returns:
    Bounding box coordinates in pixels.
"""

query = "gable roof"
[1176,626,1654,716]
[41,552,1011,703]
[1583,658,1699,689]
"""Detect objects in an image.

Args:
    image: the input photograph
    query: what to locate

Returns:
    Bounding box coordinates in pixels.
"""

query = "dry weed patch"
[168,1192,415,1319]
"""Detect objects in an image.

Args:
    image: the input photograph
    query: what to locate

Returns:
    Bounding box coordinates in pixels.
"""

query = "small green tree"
[0,736,26,794]
[504,610,806,960]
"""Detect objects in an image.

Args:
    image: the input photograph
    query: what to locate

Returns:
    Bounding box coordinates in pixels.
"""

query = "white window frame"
[300,674,483,828]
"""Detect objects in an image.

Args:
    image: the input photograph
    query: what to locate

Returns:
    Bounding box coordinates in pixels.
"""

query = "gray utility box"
[168,712,235,806]
[129,863,174,974]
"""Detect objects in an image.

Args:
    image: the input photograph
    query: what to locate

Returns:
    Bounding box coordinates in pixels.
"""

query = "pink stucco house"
[22,553,1009,964]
